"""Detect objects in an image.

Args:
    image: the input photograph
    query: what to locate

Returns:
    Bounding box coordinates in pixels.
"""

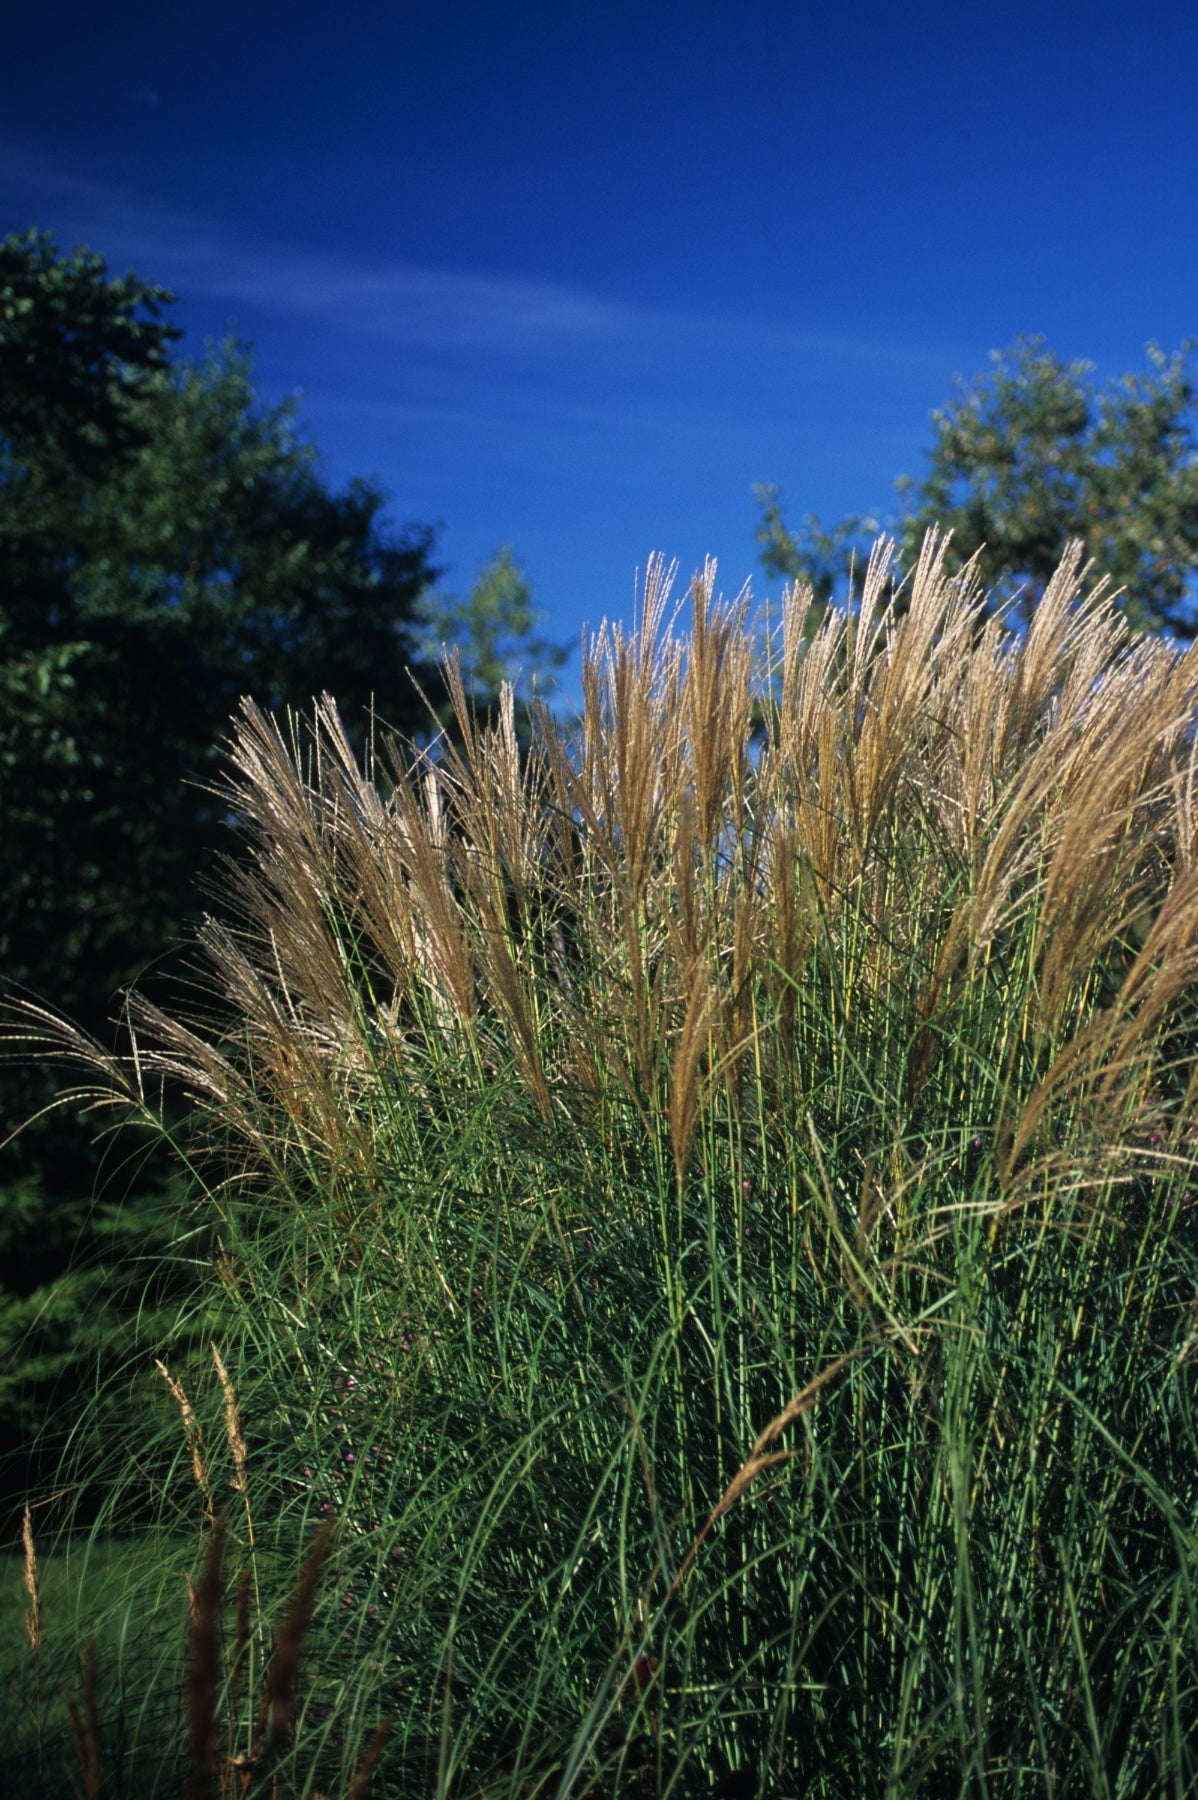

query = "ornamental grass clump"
[7,530,1198,1795]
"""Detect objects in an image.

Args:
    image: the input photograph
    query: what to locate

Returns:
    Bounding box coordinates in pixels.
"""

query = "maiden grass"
[7,531,1198,1795]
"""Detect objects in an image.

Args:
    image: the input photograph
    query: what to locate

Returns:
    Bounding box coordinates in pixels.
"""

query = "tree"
[0,231,446,1512]
[414,543,572,740]
[0,228,179,474]
[756,336,1198,637]
[1,235,442,1050]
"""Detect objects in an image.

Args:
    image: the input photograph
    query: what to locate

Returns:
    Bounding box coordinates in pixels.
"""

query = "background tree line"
[755,334,1198,637]
[0,231,567,1523]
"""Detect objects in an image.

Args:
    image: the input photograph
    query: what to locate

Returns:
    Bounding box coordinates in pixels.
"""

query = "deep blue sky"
[4,0,1197,706]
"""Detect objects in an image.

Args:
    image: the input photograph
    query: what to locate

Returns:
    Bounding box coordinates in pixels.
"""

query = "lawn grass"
[5,533,1198,1796]
[2,1529,192,1797]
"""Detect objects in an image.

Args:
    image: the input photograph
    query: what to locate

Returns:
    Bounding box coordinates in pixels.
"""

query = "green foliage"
[0,1167,208,1533]
[758,334,1198,636]
[0,228,180,475]
[415,543,572,739]
[752,484,880,609]
[2,1532,191,1796]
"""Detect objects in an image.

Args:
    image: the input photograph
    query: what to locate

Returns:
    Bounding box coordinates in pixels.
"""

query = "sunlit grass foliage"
[7,531,1198,1795]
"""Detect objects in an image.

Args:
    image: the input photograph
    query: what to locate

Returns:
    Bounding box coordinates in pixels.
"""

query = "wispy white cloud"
[0,143,648,351]
[0,140,951,373]
[0,135,948,654]
[183,250,646,353]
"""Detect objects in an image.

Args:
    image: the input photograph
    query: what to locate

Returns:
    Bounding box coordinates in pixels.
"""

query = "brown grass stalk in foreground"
[666,1344,864,1597]
[50,1510,386,1800]
[64,1640,101,1800]
[186,1513,226,1800]
[22,1502,40,1657]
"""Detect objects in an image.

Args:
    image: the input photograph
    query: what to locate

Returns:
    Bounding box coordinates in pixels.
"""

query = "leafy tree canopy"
[0,228,180,473]
[756,336,1198,637]
[0,231,443,1192]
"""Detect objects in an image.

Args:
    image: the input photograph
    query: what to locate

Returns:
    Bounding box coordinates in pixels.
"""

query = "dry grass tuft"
[157,1358,215,1524]
[48,1507,388,1800]
[212,1344,254,1550]
[21,1503,40,1656]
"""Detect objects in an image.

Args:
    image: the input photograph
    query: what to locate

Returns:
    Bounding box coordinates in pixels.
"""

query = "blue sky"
[4,0,1197,707]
